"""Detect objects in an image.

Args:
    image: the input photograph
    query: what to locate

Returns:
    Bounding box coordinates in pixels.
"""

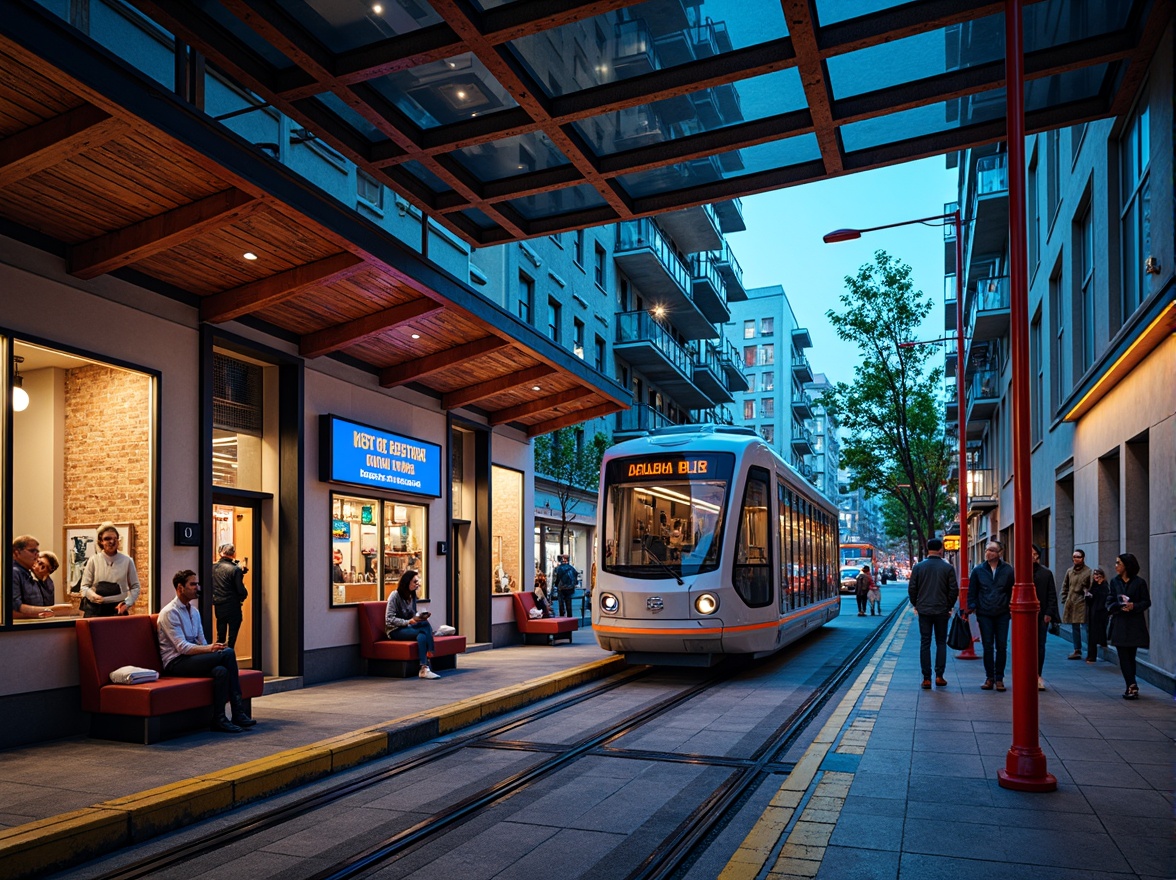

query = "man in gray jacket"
[908,538,960,689]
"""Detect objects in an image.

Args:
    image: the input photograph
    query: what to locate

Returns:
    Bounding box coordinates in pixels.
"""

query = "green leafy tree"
[818,250,955,557]
[533,429,610,558]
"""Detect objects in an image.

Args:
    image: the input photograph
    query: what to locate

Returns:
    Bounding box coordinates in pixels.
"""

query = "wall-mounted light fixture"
[12,355,29,412]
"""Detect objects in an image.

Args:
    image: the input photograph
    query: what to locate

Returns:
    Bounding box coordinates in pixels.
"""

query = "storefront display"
[330,495,426,606]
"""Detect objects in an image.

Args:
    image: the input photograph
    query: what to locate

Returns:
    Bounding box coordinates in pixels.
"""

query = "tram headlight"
[694,593,719,615]
[600,593,620,614]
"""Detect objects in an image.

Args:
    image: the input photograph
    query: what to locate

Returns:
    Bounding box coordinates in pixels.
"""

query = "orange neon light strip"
[593,597,840,637]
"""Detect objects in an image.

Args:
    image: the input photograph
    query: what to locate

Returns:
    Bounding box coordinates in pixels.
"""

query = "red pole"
[999,0,1056,792]
[954,209,978,660]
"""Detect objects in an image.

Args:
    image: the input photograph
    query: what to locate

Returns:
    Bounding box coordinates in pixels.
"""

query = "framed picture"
[63,523,135,589]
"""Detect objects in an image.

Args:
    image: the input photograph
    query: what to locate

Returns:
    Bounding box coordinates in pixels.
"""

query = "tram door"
[212,499,261,669]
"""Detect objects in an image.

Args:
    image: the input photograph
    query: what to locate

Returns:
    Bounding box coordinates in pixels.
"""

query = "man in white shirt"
[158,569,256,733]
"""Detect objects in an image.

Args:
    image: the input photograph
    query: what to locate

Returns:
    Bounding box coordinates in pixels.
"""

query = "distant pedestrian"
[211,543,248,649]
[1107,553,1150,699]
[1031,545,1059,690]
[854,565,873,616]
[966,540,1013,691]
[1059,549,1092,660]
[1085,566,1110,662]
[553,554,577,618]
[867,577,881,615]
[907,538,959,689]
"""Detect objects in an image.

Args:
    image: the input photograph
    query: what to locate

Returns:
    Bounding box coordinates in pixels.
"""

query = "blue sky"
[730,155,959,389]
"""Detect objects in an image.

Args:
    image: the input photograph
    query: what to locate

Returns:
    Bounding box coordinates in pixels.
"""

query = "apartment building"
[805,373,841,503]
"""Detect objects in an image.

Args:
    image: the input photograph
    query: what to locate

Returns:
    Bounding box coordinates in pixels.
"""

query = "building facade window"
[1046,129,1061,228]
[746,373,756,392]
[761,398,775,417]
[743,345,756,368]
[1050,268,1068,410]
[762,372,774,391]
[594,334,605,372]
[1078,202,1095,373]
[356,169,383,209]
[491,465,523,594]
[331,494,428,607]
[760,317,774,335]
[761,344,774,366]
[518,272,533,323]
[744,320,756,339]
[1031,310,1044,444]
[547,296,561,342]
[594,243,606,287]
[1119,97,1151,321]
[573,318,585,359]
[1028,151,1040,274]
[743,399,755,419]
[574,229,585,266]
[761,425,774,443]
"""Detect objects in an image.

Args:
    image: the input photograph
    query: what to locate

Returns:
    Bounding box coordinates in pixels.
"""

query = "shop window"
[9,339,156,624]
[491,465,523,593]
[330,493,427,606]
[212,351,264,490]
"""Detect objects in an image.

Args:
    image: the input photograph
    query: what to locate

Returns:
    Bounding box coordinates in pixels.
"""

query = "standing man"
[158,570,256,733]
[12,535,54,619]
[553,554,577,618]
[854,564,874,616]
[908,538,959,689]
[1032,545,1059,690]
[1059,549,1092,660]
[211,543,248,648]
[965,540,1014,691]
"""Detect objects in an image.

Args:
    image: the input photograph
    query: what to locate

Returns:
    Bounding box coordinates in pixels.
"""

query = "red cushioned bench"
[75,615,264,744]
[357,602,466,677]
[512,591,579,645]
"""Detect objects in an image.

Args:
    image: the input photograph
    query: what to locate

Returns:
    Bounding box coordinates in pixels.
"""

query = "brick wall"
[63,364,152,613]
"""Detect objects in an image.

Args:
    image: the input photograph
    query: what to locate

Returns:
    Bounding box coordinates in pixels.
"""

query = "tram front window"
[602,454,732,578]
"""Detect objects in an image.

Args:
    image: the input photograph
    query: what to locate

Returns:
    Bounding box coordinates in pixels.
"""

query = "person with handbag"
[907,538,959,689]
[1031,545,1059,690]
[1085,566,1110,662]
[80,522,140,618]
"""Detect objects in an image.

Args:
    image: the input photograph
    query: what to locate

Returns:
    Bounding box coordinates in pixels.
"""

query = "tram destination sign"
[608,453,733,483]
[320,415,441,497]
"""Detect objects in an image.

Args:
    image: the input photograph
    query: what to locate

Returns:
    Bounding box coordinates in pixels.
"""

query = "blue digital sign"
[322,415,442,497]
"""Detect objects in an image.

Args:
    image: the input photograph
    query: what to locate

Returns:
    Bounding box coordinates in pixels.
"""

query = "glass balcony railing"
[692,340,724,375]
[615,217,691,296]
[967,276,1010,328]
[969,368,1000,402]
[975,154,1008,195]
[943,202,958,239]
[689,251,726,296]
[615,310,692,376]
[711,241,744,289]
[967,468,996,502]
[691,406,734,426]
[615,403,673,435]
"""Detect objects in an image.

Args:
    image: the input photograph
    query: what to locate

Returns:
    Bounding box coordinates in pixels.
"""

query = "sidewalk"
[723,608,1175,880]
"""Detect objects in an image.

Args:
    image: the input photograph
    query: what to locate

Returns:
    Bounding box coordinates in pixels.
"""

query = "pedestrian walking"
[1085,566,1110,662]
[552,554,577,618]
[965,540,1013,691]
[1059,549,1092,660]
[1031,545,1059,691]
[907,538,959,689]
[854,564,873,616]
[1107,553,1150,699]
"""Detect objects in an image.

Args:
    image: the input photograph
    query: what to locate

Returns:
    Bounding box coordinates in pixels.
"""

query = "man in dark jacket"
[908,538,959,688]
[965,540,1014,691]
[1031,544,1059,691]
[552,554,577,618]
[211,543,249,648]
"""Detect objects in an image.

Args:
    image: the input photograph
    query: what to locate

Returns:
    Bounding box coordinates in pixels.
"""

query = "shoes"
[1085,659,1096,664]
[1066,652,1082,660]
[858,612,866,617]
[995,680,1006,692]
[211,715,243,733]
[232,712,257,728]
[1123,684,1139,700]
[922,679,932,689]
[1038,676,1046,691]
[418,666,440,680]
[935,676,948,687]
[981,679,994,690]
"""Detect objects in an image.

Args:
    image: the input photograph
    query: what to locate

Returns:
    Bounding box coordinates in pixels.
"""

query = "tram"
[593,425,841,666]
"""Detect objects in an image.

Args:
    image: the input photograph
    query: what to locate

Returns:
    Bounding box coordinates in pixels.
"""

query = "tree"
[533,429,610,561]
[817,250,955,557]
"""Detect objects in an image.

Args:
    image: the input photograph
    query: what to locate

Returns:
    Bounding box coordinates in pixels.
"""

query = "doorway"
[212,495,262,669]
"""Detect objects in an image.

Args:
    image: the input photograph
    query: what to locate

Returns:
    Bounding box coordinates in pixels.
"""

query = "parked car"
[840,567,861,594]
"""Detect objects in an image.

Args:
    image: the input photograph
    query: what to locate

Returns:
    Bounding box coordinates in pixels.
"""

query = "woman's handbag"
[94,580,123,597]
[946,612,972,651]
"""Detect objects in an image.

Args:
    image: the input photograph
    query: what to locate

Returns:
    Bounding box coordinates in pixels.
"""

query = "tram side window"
[777,482,788,613]
[733,467,772,607]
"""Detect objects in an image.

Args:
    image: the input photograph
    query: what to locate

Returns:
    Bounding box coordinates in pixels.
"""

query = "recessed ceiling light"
[243,252,258,261]
[411,333,420,339]
[532,385,541,392]
[372,3,383,12]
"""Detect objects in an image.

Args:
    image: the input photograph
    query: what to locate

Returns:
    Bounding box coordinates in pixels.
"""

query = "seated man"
[12,535,54,619]
[158,569,257,733]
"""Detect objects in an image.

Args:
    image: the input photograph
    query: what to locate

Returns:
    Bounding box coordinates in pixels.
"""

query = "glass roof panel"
[272,0,441,54]
[312,91,390,142]
[451,131,570,182]
[1024,0,1132,48]
[501,184,608,221]
[366,52,519,129]
[203,2,297,69]
[400,160,454,193]
[459,207,500,230]
[616,133,821,199]
[840,93,1003,153]
[574,68,806,156]
[1026,63,1110,111]
[506,0,787,99]
[466,0,521,9]
[816,0,915,27]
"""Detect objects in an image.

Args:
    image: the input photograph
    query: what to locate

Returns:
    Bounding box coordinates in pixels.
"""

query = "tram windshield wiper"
[641,536,684,585]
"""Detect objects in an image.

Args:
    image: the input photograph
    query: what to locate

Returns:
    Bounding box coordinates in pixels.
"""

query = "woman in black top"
[1106,553,1150,699]
[1085,566,1110,662]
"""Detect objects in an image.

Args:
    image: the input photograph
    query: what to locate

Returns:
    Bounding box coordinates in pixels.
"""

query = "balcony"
[711,242,746,301]
[944,274,957,332]
[717,339,750,393]
[613,19,656,78]
[966,153,1008,277]
[714,197,746,233]
[791,353,814,384]
[614,403,674,440]
[691,405,734,426]
[967,468,998,512]
[945,377,959,422]
[791,423,815,454]
[615,219,715,339]
[692,341,732,405]
[688,251,730,324]
[792,389,813,419]
[614,310,714,409]
[966,368,1000,437]
[943,201,958,276]
[967,276,1010,343]
[656,202,722,254]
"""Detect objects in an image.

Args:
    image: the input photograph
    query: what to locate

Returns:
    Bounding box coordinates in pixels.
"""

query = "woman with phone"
[384,570,440,679]
[1106,553,1150,699]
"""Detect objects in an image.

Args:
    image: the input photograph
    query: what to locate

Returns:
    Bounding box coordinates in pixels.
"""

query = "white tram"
[593,425,841,666]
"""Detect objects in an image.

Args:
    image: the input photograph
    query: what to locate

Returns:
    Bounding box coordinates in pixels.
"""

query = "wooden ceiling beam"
[0,104,125,188]
[201,252,365,323]
[300,298,443,358]
[780,0,843,176]
[69,188,264,279]
[441,364,557,410]
[378,336,510,387]
[526,402,622,438]
[488,387,596,425]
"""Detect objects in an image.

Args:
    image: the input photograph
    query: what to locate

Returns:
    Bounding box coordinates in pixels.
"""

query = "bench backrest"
[75,616,163,712]
[357,601,388,652]
[512,591,537,624]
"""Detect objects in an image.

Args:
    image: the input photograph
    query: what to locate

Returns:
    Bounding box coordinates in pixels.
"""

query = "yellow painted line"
[719,610,912,880]
[0,807,128,880]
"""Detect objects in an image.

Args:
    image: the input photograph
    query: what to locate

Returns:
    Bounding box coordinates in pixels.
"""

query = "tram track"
[75,603,904,880]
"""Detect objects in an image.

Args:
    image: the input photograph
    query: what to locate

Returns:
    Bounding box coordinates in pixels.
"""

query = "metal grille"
[213,353,263,435]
